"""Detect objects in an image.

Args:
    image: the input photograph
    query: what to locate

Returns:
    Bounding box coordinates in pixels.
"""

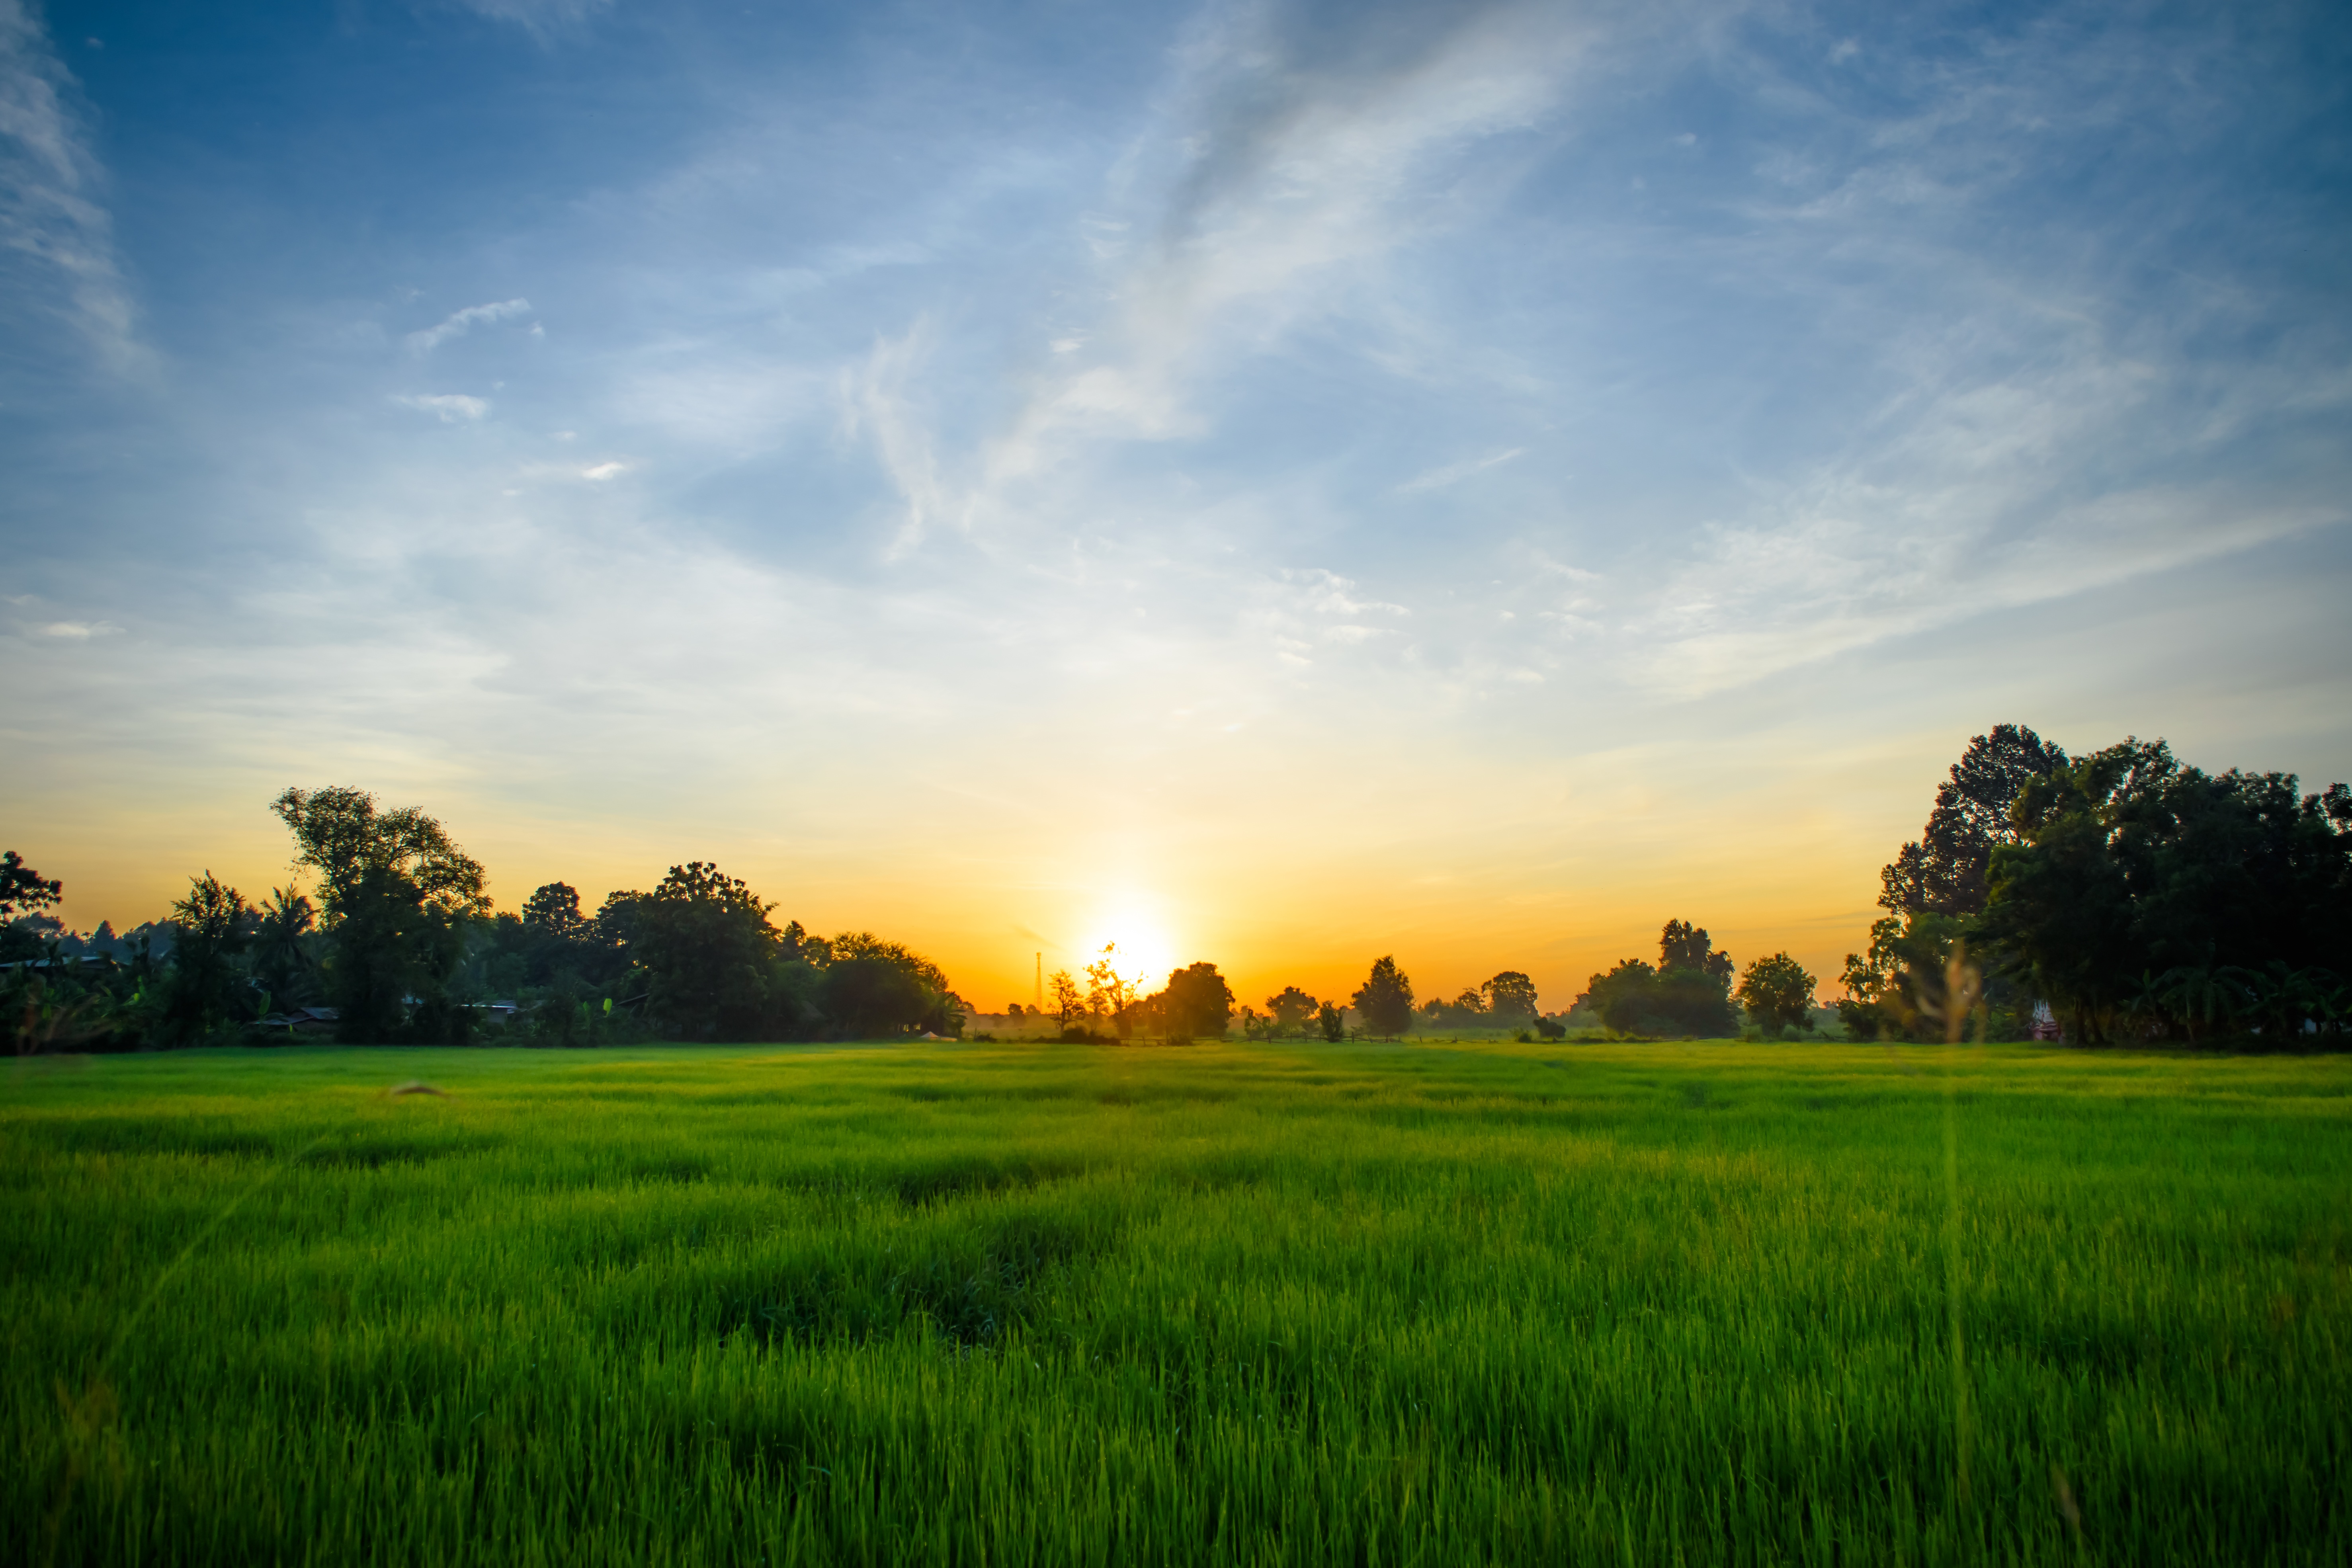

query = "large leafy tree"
[487,880,626,995]
[1737,953,1817,1035]
[1880,724,2069,917]
[1575,920,1739,1037]
[1658,921,1733,983]
[818,957,934,1038]
[1576,958,1658,1034]
[271,787,489,1043]
[1159,961,1235,1041]
[628,862,801,1041]
[1352,955,1414,1039]
[824,931,960,1036]
[522,881,586,937]
[1978,740,2352,1043]
[1482,970,1539,1025]
[1264,986,1320,1035]
[1656,920,1738,1035]
[1839,725,2067,1040]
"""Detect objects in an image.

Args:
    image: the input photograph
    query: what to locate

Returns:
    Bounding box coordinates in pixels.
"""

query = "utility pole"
[1034,953,1042,1010]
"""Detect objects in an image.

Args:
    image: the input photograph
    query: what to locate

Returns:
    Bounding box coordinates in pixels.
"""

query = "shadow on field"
[877,1154,1089,1205]
[35,1117,275,1162]
[296,1132,506,1169]
[721,1205,1113,1350]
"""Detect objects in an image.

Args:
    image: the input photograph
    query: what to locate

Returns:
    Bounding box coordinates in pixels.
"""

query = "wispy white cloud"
[842,320,953,557]
[991,3,1594,473]
[841,2,1603,547]
[406,298,533,353]
[579,460,626,481]
[1284,567,1408,619]
[1397,447,1523,494]
[448,0,613,39]
[1628,335,2342,697]
[0,0,148,375]
[394,392,490,421]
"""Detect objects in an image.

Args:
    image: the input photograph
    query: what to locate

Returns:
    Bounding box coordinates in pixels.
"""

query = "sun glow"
[1083,901,1179,994]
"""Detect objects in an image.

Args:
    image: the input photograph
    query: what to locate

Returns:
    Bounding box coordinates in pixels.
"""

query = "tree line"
[1010,931,1823,1045]
[1,786,969,1051]
[6,773,1817,1051]
[1840,724,2351,1045]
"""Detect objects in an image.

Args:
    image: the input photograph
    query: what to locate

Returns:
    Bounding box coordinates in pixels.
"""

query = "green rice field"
[4,1039,2346,1565]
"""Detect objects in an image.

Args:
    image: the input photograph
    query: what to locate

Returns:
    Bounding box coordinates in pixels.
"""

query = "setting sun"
[1082,900,1179,993]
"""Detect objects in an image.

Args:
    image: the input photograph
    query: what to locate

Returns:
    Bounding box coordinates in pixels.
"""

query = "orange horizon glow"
[8,740,1928,1017]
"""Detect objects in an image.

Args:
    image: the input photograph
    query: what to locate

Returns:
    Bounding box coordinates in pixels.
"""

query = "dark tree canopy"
[522,882,586,937]
[1352,956,1414,1039]
[817,957,933,1038]
[270,787,488,1043]
[1576,958,1657,1034]
[1573,919,1740,1037]
[160,873,255,1044]
[1482,971,1539,1025]
[1264,986,1319,1031]
[628,862,798,1041]
[1978,740,2352,1043]
[1880,724,2069,918]
[270,787,489,922]
[1,850,63,917]
[250,888,316,1006]
[1658,921,1733,983]
[1160,961,1235,1040]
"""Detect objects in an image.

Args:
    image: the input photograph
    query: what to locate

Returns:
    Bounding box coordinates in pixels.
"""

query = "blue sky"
[4,0,2348,1005]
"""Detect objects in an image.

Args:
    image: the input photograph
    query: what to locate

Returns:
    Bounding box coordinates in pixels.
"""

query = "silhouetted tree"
[1482,970,1539,1025]
[522,881,587,937]
[1659,920,1733,983]
[1352,955,1414,1039]
[1881,724,2069,917]
[272,787,488,1043]
[1160,961,1235,1040]
[1978,740,2352,1043]
[1086,945,1143,1039]
[1265,986,1319,1035]
[826,931,960,1035]
[1576,959,1657,1035]
[0,850,61,917]
[819,957,933,1037]
[1049,968,1086,1033]
[629,861,801,1041]
[1574,921,1739,1037]
[251,888,317,1006]
[160,873,254,1044]
[1,850,64,962]
[1317,1000,1346,1041]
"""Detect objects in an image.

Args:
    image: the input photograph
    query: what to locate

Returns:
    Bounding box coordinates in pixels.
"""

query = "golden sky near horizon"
[17,701,2341,1016]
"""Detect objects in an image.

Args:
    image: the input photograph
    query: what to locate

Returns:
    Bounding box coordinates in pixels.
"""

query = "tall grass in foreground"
[3,1040,2345,1565]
